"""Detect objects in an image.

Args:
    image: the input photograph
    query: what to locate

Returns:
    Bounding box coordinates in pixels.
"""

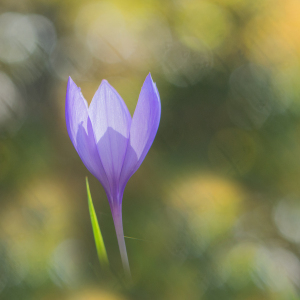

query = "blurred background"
[1,0,300,299]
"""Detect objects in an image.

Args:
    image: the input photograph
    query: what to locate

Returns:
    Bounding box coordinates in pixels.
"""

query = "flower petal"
[76,118,110,195]
[66,77,110,194]
[120,73,161,188]
[89,80,132,197]
[65,77,89,148]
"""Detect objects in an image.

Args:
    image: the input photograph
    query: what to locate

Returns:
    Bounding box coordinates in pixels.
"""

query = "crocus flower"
[65,74,161,277]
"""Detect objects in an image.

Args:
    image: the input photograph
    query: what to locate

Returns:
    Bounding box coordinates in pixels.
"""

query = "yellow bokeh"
[168,173,243,247]
[175,0,233,49]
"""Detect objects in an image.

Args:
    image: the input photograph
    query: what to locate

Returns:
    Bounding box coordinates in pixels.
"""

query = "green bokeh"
[1,0,300,299]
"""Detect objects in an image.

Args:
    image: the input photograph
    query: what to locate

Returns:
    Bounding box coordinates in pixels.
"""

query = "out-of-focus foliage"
[1,0,300,299]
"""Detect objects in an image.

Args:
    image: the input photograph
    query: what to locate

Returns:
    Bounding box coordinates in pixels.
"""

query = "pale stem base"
[112,205,131,279]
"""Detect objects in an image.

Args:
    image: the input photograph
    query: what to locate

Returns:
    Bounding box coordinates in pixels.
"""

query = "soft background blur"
[1,0,300,299]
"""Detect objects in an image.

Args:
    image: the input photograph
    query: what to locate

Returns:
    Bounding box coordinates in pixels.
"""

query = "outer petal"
[65,77,89,148]
[120,73,161,189]
[66,77,110,194]
[89,80,132,198]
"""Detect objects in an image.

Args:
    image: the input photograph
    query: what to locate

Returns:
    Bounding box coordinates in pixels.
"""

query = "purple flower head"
[65,73,161,277]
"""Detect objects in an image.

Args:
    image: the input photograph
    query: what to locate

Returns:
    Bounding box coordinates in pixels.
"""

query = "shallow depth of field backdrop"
[1,0,300,299]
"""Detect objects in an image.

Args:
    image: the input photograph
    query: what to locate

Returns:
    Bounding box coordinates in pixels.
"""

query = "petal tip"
[100,79,110,86]
[145,72,154,83]
[98,79,114,92]
[144,73,160,104]
[67,76,74,84]
[67,76,80,92]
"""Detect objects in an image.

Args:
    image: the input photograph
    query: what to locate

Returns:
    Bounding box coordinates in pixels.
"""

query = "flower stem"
[111,204,131,280]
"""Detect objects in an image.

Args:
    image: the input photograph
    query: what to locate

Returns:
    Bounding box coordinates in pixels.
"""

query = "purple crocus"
[65,74,161,277]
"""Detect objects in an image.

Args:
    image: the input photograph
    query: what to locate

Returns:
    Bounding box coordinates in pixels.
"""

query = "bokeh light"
[1,0,300,299]
[168,173,243,249]
[0,72,24,132]
[0,13,36,63]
